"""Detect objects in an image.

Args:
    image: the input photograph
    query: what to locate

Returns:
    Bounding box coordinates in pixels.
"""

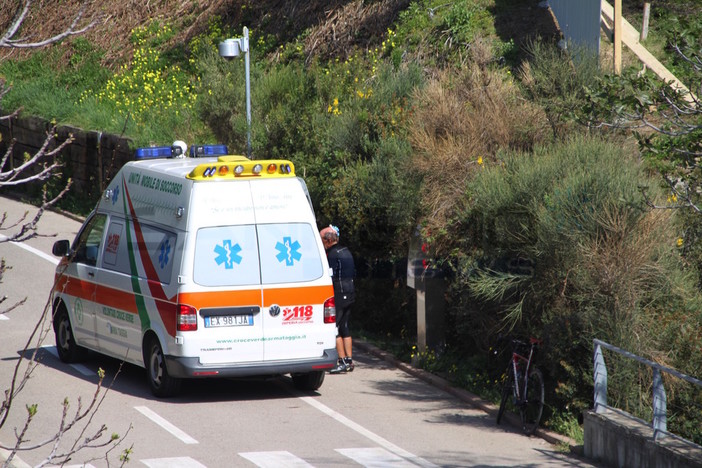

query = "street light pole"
[218,27,252,158]
[243,27,251,159]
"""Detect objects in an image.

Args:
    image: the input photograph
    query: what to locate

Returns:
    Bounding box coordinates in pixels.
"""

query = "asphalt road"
[0,195,600,467]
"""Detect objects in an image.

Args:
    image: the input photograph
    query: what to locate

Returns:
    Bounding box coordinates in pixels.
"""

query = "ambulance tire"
[291,371,325,391]
[54,305,87,363]
[146,338,181,398]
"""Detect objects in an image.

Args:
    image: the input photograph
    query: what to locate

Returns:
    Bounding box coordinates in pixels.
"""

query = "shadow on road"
[21,345,314,404]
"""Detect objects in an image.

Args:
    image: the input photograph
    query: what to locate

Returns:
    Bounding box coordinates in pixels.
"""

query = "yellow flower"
[677,237,684,247]
[477,156,483,165]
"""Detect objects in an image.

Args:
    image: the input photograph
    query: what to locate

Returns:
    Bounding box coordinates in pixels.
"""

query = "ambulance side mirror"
[52,240,70,257]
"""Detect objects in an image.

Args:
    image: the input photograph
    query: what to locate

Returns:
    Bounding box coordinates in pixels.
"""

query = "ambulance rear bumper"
[164,348,338,378]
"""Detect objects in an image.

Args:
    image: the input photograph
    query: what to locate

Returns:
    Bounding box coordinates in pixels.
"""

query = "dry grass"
[0,0,405,68]
[303,0,409,62]
[0,0,227,65]
[409,38,549,232]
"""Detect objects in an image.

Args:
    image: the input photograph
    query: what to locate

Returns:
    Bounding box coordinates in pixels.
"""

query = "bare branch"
[0,0,99,49]
[0,127,74,186]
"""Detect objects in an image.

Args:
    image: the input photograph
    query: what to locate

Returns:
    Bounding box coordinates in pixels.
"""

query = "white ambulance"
[50,142,338,397]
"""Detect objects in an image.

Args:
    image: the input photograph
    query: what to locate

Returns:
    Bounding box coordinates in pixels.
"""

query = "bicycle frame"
[509,338,539,405]
[497,336,544,435]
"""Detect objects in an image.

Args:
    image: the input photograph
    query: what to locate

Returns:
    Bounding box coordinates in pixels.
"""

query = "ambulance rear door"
[186,181,265,365]
[251,178,334,362]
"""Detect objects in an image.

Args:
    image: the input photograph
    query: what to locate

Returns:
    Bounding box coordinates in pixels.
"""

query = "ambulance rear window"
[193,223,324,286]
[258,223,324,284]
[194,225,261,287]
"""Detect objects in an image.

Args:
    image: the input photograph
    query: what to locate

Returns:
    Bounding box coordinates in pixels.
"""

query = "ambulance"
[50,142,338,397]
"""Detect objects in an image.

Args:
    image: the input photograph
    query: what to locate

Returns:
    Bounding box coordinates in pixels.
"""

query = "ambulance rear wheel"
[146,338,181,398]
[54,306,86,363]
[291,371,325,391]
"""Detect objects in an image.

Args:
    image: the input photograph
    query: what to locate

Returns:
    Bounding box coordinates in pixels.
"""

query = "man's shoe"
[344,357,354,372]
[329,360,347,374]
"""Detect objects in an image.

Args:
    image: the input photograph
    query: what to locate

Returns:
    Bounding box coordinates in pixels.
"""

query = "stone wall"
[0,114,133,206]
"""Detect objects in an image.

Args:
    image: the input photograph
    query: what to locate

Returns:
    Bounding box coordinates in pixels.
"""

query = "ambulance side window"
[140,224,177,284]
[100,219,176,283]
[72,213,107,267]
[102,219,130,275]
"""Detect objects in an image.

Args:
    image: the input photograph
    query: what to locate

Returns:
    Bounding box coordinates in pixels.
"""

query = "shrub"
[449,134,702,424]
[408,39,549,249]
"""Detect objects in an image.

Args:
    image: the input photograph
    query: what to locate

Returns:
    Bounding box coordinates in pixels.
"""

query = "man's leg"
[342,336,352,358]
[342,336,354,371]
[336,336,346,359]
[330,305,351,374]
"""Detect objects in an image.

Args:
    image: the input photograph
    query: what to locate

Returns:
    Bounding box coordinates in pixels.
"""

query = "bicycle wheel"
[520,367,544,435]
[496,366,514,425]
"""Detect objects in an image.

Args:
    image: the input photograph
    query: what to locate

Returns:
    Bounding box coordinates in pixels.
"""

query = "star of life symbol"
[158,238,171,269]
[214,240,242,269]
[275,236,301,266]
[111,186,120,205]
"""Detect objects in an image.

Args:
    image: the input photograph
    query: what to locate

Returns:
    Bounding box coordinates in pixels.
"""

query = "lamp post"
[218,27,252,158]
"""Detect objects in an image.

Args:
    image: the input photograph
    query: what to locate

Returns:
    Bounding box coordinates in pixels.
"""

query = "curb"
[354,339,578,450]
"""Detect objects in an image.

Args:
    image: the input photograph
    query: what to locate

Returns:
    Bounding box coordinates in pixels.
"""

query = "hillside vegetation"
[2,0,702,443]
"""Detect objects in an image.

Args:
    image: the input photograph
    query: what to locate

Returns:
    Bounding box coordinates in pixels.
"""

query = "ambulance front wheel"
[291,371,325,391]
[146,337,181,398]
[54,305,87,363]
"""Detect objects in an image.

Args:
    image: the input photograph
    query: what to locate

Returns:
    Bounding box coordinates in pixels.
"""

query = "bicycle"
[496,337,544,435]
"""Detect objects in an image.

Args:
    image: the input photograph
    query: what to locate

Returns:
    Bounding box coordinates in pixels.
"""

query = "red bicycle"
[496,337,544,435]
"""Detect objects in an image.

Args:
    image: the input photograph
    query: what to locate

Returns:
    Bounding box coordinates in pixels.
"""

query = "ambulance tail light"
[323,296,336,324]
[177,304,198,331]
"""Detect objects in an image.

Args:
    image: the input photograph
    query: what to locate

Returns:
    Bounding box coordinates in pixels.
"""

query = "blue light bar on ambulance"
[190,144,229,158]
[135,146,174,160]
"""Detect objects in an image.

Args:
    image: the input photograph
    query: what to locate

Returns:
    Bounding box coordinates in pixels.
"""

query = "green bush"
[449,134,702,428]
[519,38,601,138]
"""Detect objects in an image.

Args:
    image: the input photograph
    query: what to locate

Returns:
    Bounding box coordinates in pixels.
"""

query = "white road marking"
[239,451,313,467]
[0,235,58,322]
[0,234,59,265]
[41,345,95,377]
[337,447,420,467]
[140,457,207,467]
[300,397,438,468]
[134,406,199,445]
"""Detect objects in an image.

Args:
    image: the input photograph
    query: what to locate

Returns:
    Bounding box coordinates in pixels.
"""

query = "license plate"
[205,315,253,328]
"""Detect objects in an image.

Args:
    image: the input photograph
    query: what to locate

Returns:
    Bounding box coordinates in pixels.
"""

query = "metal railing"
[593,339,702,444]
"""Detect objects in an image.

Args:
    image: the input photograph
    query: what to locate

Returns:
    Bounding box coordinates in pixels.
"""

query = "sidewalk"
[353,339,578,449]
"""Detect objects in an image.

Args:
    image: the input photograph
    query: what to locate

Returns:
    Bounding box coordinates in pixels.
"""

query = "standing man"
[320,225,356,373]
